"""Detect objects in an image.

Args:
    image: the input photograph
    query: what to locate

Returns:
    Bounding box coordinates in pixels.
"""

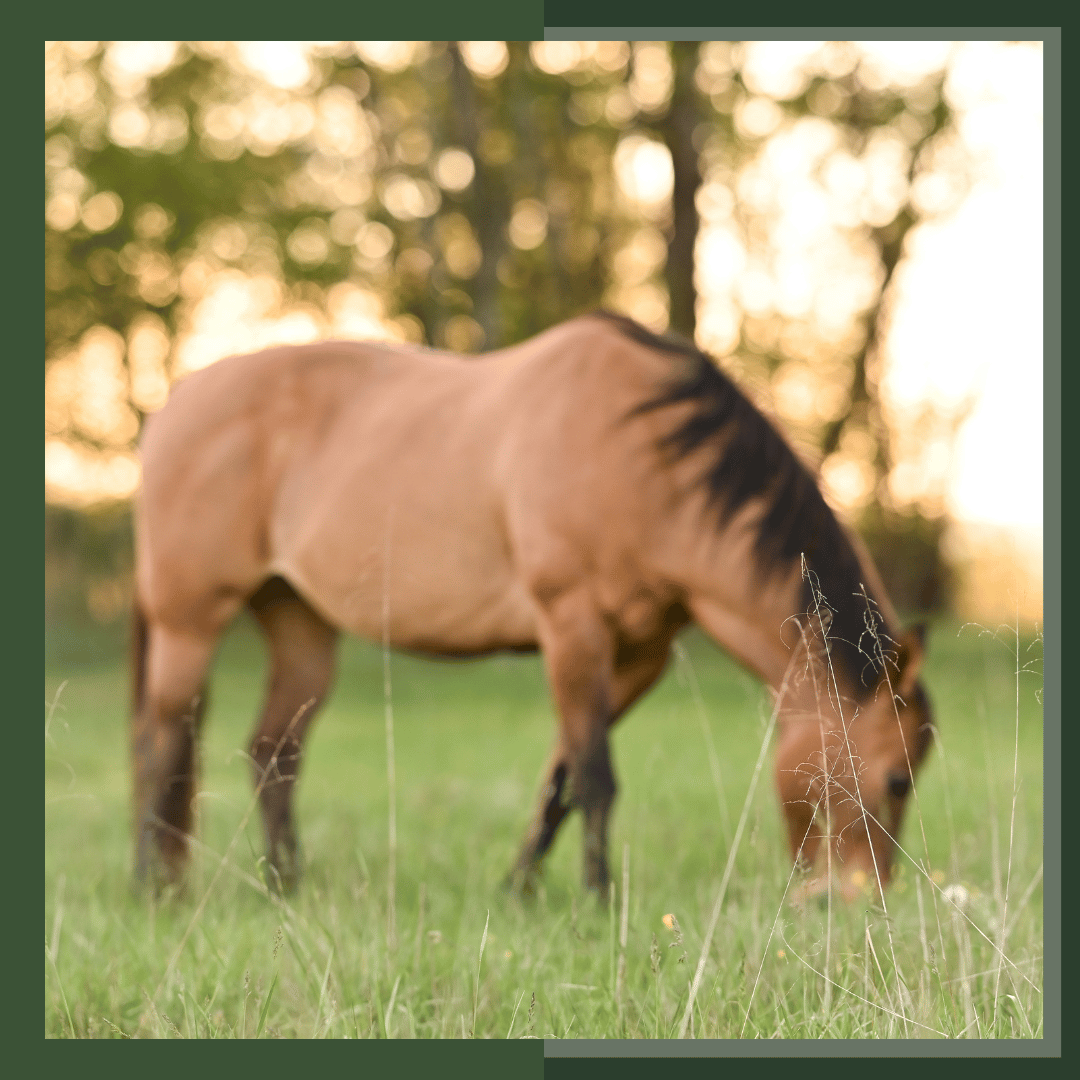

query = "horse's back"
[135,319,679,647]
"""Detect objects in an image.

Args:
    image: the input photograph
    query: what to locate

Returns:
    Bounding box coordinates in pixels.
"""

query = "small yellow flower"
[850,870,868,889]
[777,949,786,959]
[662,913,675,930]
[504,949,513,960]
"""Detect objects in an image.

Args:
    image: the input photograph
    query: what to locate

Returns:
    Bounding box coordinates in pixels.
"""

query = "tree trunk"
[661,42,703,340]
[447,42,509,349]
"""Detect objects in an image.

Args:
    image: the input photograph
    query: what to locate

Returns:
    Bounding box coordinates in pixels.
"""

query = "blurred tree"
[45,40,972,619]
[445,41,508,347]
[708,45,963,614]
[658,41,705,338]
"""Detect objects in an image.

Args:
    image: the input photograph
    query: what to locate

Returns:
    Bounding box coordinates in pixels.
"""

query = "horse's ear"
[894,623,927,696]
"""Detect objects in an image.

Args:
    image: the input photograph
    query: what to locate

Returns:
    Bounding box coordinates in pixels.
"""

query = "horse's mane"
[597,310,891,698]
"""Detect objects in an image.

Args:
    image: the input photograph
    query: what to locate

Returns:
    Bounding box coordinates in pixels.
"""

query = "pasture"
[45,615,1043,1039]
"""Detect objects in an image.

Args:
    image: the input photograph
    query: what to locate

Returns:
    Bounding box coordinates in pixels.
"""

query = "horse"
[131,310,933,901]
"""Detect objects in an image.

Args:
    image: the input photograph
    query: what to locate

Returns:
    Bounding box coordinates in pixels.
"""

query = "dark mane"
[598,310,891,697]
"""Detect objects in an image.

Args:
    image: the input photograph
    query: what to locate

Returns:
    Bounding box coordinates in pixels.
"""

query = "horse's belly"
[265,375,539,654]
[274,539,539,655]
[386,575,540,655]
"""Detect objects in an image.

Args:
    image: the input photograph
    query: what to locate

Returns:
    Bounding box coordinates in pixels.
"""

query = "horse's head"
[775,624,934,902]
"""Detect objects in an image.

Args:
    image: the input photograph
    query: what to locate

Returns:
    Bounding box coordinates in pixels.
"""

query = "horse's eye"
[887,773,911,799]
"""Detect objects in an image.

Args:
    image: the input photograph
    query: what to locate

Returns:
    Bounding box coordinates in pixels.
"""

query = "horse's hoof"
[263,862,300,898]
[132,877,185,902]
[505,866,540,900]
[133,857,185,900]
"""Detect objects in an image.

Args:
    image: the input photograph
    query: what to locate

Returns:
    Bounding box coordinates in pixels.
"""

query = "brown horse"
[131,311,933,900]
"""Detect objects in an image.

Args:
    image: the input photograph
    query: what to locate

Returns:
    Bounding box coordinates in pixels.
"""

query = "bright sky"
[883,41,1043,533]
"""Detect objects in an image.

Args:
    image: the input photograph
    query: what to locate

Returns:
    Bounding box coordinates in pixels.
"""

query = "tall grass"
[44,614,1042,1038]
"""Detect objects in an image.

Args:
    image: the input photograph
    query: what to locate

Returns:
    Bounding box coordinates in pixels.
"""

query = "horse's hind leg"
[133,625,217,888]
[247,577,338,893]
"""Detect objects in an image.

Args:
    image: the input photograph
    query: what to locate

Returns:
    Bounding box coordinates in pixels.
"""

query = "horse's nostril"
[887,773,911,798]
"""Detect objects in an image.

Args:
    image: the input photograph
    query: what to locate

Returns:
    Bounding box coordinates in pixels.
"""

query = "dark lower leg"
[576,741,616,892]
[525,592,654,898]
[251,730,306,892]
[248,583,336,893]
[511,761,570,889]
[133,691,206,886]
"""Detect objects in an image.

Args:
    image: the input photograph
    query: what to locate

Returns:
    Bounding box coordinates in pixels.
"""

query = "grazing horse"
[131,311,933,900]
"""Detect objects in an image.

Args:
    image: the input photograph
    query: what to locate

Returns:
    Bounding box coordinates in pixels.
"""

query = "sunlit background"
[44,41,1044,628]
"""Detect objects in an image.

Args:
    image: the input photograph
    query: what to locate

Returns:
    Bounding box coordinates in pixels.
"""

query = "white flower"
[942,883,970,911]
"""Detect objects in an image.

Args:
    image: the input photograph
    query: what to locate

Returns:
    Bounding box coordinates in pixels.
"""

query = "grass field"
[45,614,1044,1039]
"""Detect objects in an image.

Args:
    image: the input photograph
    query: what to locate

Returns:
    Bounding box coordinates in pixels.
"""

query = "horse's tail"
[130,596,148,723]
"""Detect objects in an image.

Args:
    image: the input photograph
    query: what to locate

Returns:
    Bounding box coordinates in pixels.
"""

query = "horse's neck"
[677,512,883,709]
[680,519,808,693]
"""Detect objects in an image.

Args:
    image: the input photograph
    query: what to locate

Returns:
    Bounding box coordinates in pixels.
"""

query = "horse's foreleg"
[248,580,338,894]
[132,625,216,890]
[509,744,572,894]
[525,590,620,894]
[575,730,617,894]
[511,625,674,894]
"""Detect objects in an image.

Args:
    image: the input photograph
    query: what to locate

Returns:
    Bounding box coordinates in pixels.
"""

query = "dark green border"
[537,25,1062,1063]
[46,2,545,39]
[28,17,49,1058]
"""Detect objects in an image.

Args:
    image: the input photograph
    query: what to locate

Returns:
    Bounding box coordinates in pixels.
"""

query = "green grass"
[45,615,1043,1039]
